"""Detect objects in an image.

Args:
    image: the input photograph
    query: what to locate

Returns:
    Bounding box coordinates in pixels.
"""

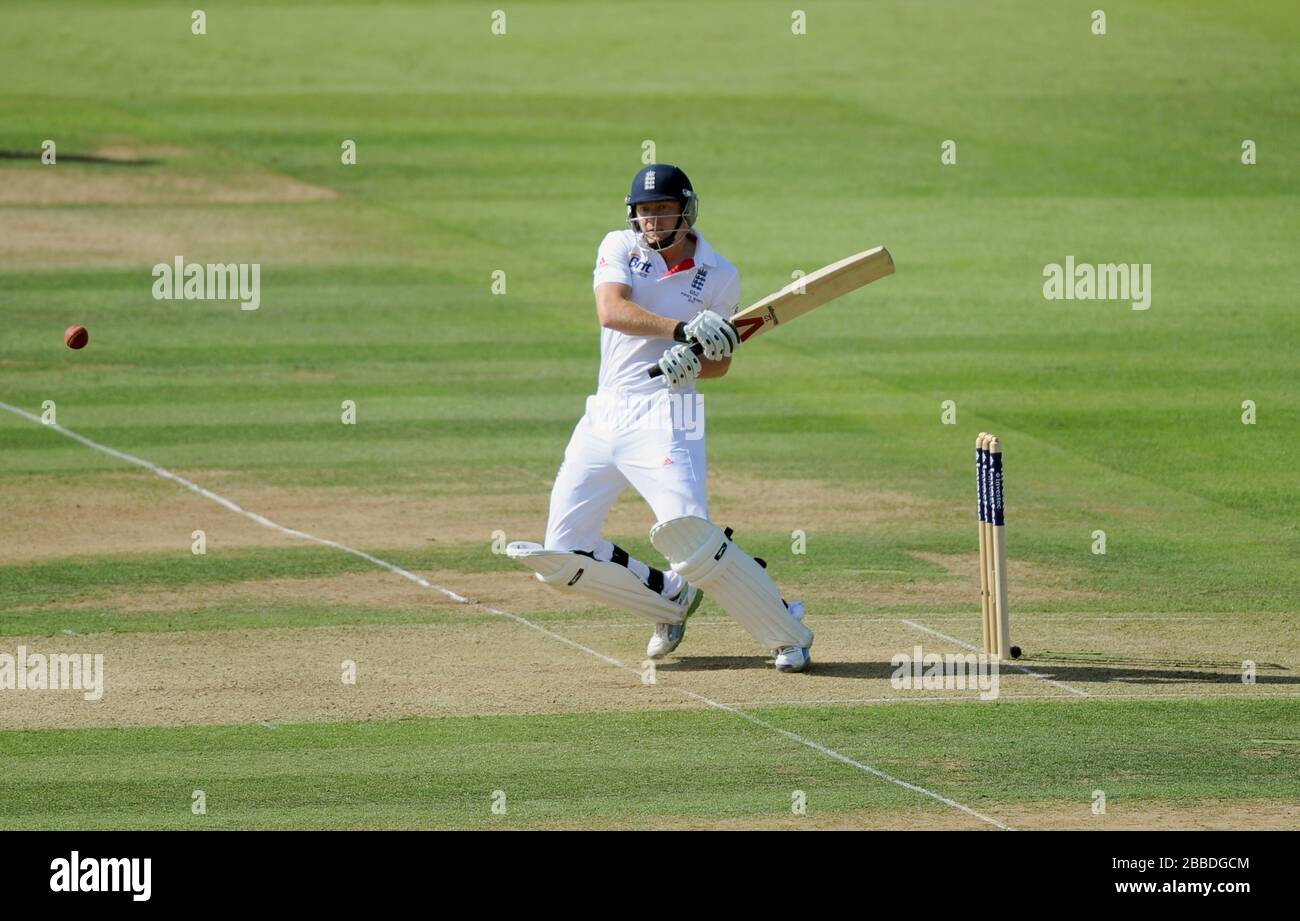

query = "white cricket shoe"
[774,600,811,672]
[774,644,812,673]
[645,584,701,659]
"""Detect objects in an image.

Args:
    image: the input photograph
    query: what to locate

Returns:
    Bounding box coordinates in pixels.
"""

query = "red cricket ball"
[65,325,89,350]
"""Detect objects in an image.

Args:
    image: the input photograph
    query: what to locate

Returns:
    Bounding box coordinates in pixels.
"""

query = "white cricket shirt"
[590,229,740,396]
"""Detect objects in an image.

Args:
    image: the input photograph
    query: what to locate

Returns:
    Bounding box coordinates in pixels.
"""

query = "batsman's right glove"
[656,342,703,391]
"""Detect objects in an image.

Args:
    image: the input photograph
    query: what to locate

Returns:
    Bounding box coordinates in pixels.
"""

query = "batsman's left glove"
[683,310,739,360]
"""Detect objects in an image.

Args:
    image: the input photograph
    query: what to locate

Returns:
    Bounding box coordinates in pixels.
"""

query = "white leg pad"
[649,517,812,650]
[505,541,685,625]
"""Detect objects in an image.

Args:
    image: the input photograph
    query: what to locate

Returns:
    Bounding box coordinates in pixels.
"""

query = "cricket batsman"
[507,164,813,672]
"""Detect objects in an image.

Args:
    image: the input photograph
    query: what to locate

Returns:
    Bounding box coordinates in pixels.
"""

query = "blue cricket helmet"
[625,164,699,229]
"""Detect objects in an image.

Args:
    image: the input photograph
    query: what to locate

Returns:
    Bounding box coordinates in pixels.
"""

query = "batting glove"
[683,310,739,360]
[657,342,703,391]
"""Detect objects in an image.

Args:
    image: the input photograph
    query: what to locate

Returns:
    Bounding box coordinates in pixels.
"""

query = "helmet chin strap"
[645,216,684,251]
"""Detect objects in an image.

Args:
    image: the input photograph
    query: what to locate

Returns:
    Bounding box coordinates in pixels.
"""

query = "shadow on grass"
[0,149,160,166]
[659,653,1296,686]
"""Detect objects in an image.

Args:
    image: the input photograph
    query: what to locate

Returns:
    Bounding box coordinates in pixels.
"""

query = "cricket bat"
[648,245,895,378]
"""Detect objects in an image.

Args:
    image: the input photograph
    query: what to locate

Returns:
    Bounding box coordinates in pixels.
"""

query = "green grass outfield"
[3,701,1296,830]
[1,0,1298,829]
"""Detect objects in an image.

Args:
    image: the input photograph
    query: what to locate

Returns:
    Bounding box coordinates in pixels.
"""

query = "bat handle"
[646,341,705,378]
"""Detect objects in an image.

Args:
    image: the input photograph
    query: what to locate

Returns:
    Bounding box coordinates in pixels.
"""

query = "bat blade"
[648,245,894,378]
[734,245,894,344]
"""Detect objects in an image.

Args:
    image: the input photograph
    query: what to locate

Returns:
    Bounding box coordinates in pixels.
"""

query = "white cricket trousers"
[544,389,709,596]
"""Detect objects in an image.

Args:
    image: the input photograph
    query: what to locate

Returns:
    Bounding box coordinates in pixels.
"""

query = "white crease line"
[666,686,1011,830]
[896,615,1222,623]
[876,614,1219,622]
[561,614,1217,628]
[562,620,757,629]
[0,400,1012,831]
[875,615,1218,622]
[719,690,1300,708]
[720,694,1076,707]
[901,619,1091,698]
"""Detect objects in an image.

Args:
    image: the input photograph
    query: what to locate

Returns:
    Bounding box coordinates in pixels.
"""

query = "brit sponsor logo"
[627,254,654,276]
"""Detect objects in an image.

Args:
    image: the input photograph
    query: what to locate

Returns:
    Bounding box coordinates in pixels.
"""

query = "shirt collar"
[688,232,718,267]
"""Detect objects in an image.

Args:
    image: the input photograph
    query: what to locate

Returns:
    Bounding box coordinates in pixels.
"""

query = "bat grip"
[646,341,705,378]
